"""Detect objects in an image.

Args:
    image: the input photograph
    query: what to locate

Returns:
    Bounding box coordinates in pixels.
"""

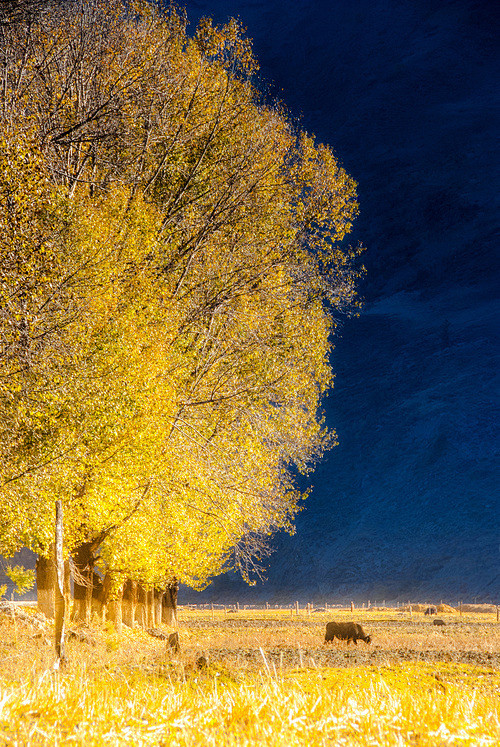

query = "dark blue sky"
[3,0,496,604]
[180,0,499,604]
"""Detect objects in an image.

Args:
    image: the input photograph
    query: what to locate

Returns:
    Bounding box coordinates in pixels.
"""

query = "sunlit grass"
[0,608,499,745]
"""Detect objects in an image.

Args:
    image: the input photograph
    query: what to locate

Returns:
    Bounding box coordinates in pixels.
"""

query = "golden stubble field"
[0,606,499,745]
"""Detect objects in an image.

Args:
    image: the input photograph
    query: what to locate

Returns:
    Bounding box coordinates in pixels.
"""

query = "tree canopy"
[0,0,363,591]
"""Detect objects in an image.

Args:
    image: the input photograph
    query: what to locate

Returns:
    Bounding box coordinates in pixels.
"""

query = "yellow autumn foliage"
[0,0,363,589]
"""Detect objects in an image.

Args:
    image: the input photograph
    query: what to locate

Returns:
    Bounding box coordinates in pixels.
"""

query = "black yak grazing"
[324,621,371,645]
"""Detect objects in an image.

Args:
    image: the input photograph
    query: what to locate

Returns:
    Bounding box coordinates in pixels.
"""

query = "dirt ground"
[179,612,500,670]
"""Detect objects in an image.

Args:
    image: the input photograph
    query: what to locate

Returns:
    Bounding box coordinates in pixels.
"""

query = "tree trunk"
[146,588,154,627]
[36,551,56,619]
[71,542,95,624]
[54,501,66,664]
[161,580,178,626]
[63,559,72,619]
[102,574,122,634]
[91,572,105,622]
[106,590,123,634]
[122,579,137,627]
[135,583,147,628]
[153,588,163,626]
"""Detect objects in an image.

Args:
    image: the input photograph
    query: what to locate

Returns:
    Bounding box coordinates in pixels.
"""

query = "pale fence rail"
[177,601,500,617]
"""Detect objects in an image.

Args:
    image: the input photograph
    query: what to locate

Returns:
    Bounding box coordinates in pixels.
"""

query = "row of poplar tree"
[0,0,362,623]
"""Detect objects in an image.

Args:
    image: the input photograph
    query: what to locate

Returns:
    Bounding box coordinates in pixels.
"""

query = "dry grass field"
[1,605,499,745]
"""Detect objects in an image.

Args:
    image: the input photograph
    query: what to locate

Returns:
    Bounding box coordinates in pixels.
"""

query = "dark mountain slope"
[180,0,499,603]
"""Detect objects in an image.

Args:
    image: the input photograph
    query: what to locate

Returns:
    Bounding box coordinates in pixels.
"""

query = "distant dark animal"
[433,618,446,626]
[425,606,438,615]
[324,621,371,645]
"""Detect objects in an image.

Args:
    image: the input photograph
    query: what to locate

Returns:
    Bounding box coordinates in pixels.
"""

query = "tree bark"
[91,572,105,621]
[54,500,66,664]
[63,559,72,617]
[153,588,163,627]
[36,551,56,619]
[146,588,154,627]
[102,574,122,634]
[135,583,147,628]
[71,542,95,624]
[122,579,137,628]
[106,590,123,634]
[161,580,178,626]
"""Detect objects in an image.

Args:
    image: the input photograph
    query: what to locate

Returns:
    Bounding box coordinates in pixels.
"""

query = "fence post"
[295,601,299,616]
[350,601,354,613]
[54,500,66,666]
